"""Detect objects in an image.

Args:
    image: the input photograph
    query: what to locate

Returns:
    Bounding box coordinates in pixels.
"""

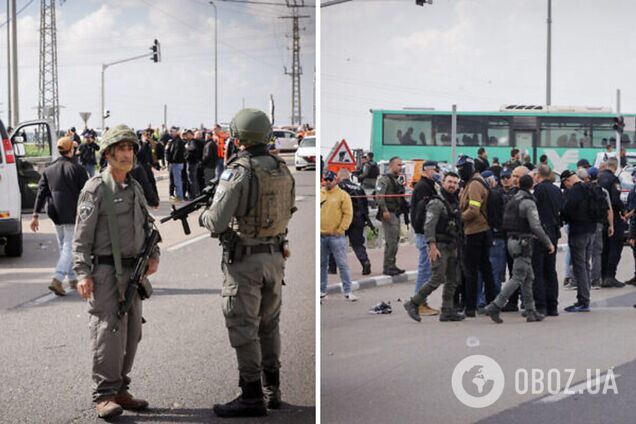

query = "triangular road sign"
[327,139,355,164]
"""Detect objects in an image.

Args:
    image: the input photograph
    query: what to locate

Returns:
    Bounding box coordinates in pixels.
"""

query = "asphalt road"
[0,158,316,424]
[321,247,636,424]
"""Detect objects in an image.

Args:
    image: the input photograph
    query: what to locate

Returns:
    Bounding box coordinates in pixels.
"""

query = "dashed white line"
[166,233,211,252]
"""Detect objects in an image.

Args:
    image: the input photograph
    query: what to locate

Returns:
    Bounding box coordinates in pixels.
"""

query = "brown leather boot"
[115,390,149,411]
[95,398,123,419]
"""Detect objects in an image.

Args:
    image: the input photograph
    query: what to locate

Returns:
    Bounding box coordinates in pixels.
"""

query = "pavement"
[321,240,636,424]
[0,158,315,424]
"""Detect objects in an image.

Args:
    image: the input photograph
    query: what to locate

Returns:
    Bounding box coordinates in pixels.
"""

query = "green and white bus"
[370,106,636,171]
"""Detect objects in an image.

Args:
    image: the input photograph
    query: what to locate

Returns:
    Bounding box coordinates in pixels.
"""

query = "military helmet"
[229,108,272,146]
[101,124,139,152]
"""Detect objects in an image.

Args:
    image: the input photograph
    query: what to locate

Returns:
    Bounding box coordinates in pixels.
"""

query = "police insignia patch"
[221,169,234,181]
[213,187,226,203]
[78,201,95,221]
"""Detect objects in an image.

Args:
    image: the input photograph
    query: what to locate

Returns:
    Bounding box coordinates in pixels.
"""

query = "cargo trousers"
[222,251,284,383]
[411,242,458,310]
[493,238,537,312]
[89,264,142,402]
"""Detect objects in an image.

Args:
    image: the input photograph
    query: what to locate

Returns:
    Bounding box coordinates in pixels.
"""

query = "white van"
[0,122,23,256]
[0,119,57,257]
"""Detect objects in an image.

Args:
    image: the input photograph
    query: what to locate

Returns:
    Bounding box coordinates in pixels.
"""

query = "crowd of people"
[321,147,636,324]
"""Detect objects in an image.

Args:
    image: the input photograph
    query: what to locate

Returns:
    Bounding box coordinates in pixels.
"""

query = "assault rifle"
[160,179,219,234]
[115,226,161,327]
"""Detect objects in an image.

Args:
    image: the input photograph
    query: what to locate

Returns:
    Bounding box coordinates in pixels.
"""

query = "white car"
[294,136,316,170]
[273,129,299,152]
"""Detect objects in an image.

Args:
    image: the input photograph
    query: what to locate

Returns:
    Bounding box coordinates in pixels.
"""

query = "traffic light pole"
[100,52,155,132]
[616,89,621,158]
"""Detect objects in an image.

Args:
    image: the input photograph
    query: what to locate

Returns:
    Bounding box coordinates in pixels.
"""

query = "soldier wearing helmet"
[72,124,160,419]
[200,109,296,417]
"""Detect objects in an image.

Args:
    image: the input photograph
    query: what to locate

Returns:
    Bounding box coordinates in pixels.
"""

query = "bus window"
[487,119,511,146]
[539,117,592,148]
[382,114,432,146]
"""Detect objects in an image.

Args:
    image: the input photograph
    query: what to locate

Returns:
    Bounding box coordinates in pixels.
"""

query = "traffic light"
[613,115,625,133]
[151,39,161,63]
[416,0,432,5]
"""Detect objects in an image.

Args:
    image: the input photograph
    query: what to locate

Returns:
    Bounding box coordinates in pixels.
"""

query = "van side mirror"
[13,142,26,157]
[13,135,24,143]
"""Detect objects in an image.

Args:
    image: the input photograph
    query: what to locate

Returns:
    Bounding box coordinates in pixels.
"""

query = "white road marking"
[537,372,620,404]
[23,293,58,307]
[166,233,210,252]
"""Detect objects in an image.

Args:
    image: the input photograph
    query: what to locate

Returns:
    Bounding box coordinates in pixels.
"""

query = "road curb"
[326,270,417,294]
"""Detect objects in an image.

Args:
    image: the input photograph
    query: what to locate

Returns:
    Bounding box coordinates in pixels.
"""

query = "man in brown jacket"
[457,155,497,317]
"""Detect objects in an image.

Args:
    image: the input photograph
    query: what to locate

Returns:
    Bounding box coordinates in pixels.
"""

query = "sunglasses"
[502,175,511,179]
[324,177,335,182]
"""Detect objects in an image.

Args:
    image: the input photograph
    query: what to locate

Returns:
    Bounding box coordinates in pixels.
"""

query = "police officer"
[531,164,562,316]
[403,172,465,322]
[329,168,373,275]
[376,156,408,276]
[199,109,295,417]
[598,158,626,287]
[73,125,160,419]
[484,175,555,324]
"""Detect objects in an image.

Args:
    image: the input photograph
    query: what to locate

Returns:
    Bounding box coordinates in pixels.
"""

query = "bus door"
[514,130,536,164]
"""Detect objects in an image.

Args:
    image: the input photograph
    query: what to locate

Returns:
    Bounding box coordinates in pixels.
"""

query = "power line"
[0,0,37,28]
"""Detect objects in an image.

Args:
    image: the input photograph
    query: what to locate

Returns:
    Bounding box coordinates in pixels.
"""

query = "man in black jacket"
[184,129,203,199]
[78,132,100,177]
[329,169,373,275]
[165,126,186,201]
[410,161,438,314]
[598,158,626,287]
[531,165,562,316]
[561,170,597,312]
[30,137,88,296]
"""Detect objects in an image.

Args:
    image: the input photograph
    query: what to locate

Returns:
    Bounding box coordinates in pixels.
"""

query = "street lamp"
[210,1,218,125]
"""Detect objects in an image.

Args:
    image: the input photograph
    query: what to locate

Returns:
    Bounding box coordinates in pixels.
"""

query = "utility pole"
[546,0,552,106]
[38,0,60,130]
[10,0,19,125]
[281,1,309,126]
[209,1,218,125]
[6,1,11,126]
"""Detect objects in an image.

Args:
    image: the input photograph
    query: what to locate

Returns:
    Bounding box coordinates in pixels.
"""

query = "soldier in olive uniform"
[484,175,555,324]
[199,109,295,418]
[376,156,408,276]
[73,125,160,419]
[403,172,465,322]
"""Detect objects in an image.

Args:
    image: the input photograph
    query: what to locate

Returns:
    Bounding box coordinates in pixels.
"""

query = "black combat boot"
[262,370,281,409]
[439,308,465,322]
[525,310,545,322]
[213,379,267,417]
[362,261,371,276]
[403,300,421,322]
[484,303,503,324]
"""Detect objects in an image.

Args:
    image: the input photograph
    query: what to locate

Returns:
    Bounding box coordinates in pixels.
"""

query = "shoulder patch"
[78,200,96,221]
[221,169,234,181]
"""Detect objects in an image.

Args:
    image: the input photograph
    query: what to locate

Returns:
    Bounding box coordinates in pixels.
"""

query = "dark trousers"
[463,231,496,312]
[602,218,625,279]
[187,162,200,199]
[328,221,369,270]
[532,238,559,312]
[168,162,174,196]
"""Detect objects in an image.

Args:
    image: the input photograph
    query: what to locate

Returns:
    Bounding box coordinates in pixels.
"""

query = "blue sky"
[321,0,636,156]
[0,0,315,131]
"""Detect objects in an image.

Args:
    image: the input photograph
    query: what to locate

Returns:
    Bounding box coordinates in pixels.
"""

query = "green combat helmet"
[229,108,272,147]
[101,124,140,152]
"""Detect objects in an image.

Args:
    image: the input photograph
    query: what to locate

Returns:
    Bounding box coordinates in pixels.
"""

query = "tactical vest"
[502,190,534,234]
[381,174,404,212]
[234,155,294,238]
[431,194,460,243]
